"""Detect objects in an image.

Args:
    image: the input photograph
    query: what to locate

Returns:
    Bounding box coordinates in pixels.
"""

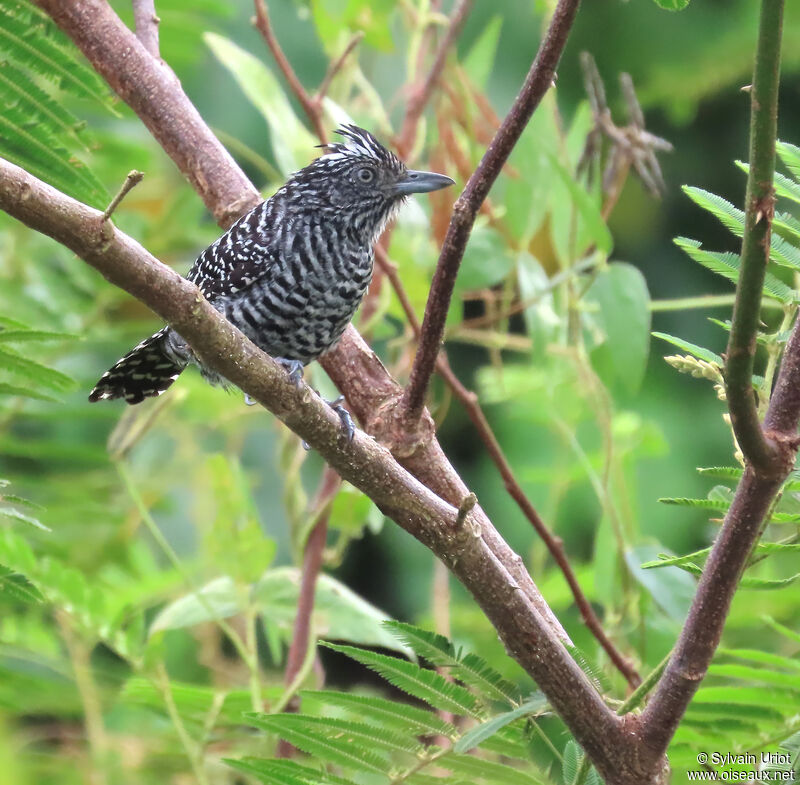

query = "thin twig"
[396,0,474,158]
[101,169,143,223]
[402,0,582,421]
[132,0,159,59]
[316,31,364,104]
[252,0,328,144]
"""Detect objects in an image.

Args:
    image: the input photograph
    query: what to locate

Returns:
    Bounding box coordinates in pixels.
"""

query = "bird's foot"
[327,395,355,442]
[277,358,304,389]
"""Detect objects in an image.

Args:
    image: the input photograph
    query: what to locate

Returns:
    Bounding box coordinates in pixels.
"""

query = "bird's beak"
[392,170,455,196]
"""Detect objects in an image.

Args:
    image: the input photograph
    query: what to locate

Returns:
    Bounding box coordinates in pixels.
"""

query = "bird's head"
[286,125,454,240]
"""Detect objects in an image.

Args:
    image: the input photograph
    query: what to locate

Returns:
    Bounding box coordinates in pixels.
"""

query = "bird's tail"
[89,327,186,404]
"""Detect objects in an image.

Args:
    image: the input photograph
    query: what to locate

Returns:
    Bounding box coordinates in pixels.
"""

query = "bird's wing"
[187,200,277,299]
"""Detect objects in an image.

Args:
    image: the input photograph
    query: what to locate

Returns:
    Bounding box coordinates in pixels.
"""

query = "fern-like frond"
[322,643,482,717]
[683,186,800,270]
[674,237,796,303]
[224,758,353,785]
[384,621,519,704]
[300,689,457,738]
[0,2,111,104]
[242,713,393,774]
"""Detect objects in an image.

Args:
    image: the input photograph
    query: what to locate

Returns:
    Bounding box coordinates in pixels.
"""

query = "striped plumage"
[89,125,453,405]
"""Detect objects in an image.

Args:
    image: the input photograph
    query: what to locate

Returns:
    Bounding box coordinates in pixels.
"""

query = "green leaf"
[657,497,729,511]
[777,141,800,182]
[708,663,800,689]
[719,647,800,673]
[697,466,744,481]
[322,642,481,717]
[673,237,796,302]
[547,152,613,257]
[651,0,690,9]
[0,383,57,402]
[204,33,316,177]
[0,507,50,531]
[149,576,241,634]
[442,753,544,785]
[454,695,547,753]
[737,161,800,207]
[300,689,457,738]
[0,4,112,104]
[651,332,723,365]
[0,347,75,392]
[463,16,503,91]
[0,565,44,604]
[384,621,518,704]
[683,186,800,270]
[242,713,392,773]
[0,329,76,343]
[626,545,695,622]
[584,262,651,395]
[225,758,353,785]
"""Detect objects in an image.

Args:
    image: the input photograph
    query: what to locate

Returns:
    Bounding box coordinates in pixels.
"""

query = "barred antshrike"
[89,126,454,422]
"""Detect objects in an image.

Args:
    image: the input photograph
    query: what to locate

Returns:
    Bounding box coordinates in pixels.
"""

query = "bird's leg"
[326,395,355,442]
[276,358,305,389]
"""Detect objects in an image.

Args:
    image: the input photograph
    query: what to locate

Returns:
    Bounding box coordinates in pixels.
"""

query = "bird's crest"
[319,124,403,171]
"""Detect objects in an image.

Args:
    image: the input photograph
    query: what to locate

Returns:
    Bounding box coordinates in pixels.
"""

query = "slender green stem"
[759,305,796,417]
[244,602,264,711]
[153,662,210,785]
[617,648,672,716]
[116,460,256,671]
[724,0,785,471]
[56,611,108,785]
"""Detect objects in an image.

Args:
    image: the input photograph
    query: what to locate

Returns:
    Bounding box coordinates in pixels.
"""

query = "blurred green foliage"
[1,0,800,783]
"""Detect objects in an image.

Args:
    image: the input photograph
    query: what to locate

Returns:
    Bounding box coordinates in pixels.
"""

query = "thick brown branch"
[402,0,581,419]
[132,0,160,59]
[252,0,328,144]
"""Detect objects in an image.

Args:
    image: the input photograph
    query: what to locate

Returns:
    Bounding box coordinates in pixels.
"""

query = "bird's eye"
[356,167,375,184]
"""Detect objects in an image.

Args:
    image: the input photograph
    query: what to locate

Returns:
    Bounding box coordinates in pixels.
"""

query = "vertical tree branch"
[401,0,581,420]
[132,0,160,59]
[724,0,784,472]
[638,0,790,761]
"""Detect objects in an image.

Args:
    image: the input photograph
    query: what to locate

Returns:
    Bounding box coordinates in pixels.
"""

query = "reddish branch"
[402,0,581,420]
[396,0,473,159]
[252,0,328,144]
[278,466,341,756]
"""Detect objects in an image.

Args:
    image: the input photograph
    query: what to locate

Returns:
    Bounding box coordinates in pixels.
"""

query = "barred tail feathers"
[88,327,186,404]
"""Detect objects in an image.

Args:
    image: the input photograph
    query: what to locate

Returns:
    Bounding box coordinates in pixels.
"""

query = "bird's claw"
[327,395,355,442]
[277,358,304,389]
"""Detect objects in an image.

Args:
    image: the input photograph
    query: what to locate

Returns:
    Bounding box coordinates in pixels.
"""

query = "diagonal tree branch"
[401,0,581,420]
[0,156,645,784]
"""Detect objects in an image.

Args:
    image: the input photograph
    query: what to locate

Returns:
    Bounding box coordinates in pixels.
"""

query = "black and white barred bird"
[89,125,453,406]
